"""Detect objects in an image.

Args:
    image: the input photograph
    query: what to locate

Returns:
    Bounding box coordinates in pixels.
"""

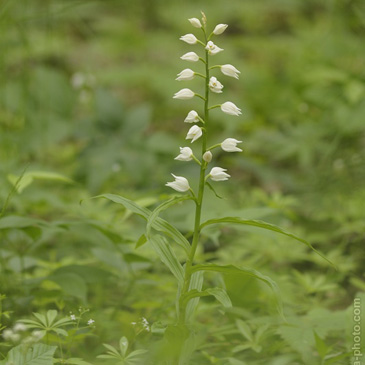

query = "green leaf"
[205,181,223,199]
[126,349,148,359]
[149,235,184,286]
[236,319,253,341]
[0,215,44,230]
[119,336,129,357]
[48,273,87,302]
[185,271,204,322]
[191,263,284,318]
[103,343,120,357]
[135,233,147,249]
[32,313,48,327]
[146,195,192,238]
[46,310,58,327]
[5,343,57,365]
[200,217,335,267]
[96,194,191,253]
[8,171,73,193]
[205,287,232,308]
[54,358,93,365]
[314,331,329,359]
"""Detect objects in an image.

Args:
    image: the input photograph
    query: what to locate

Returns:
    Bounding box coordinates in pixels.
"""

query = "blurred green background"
[0,0,364,363]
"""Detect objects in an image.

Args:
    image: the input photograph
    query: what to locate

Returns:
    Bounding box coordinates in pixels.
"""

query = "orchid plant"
[99,12,332,363]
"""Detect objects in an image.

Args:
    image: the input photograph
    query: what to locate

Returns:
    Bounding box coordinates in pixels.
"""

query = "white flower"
[209,167,231,181]
[87,319,95,325]
[32,330,44,339]
[209,77,223,93]
[188,18,202,28]
[166,174,190,192]
[173,88,195,100]
[221,138,243,152]
[186,125,203,143]
[180,52,199,62]
[205,41,223,55]
[184,110,200,123]
[180,34,198,44]
[2,329,13,341]
[221,64,240,79]
[220,102,242,116]
[213,24,228,35]
[141,317,150,332]
[175,147,193,161]
[13,323,26,332]
[176,69,195,81]
[203,151,212,162]
[70,315,76,321]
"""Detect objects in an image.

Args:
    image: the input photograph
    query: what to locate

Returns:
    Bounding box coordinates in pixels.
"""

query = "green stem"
[178,27,210,325]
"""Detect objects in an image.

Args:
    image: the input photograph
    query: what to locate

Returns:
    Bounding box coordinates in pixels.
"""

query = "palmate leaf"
[190,263,284,319]
[1,344,57,365]
[96,194,190,253]
[149,235,185,286]
[200,217,335,268]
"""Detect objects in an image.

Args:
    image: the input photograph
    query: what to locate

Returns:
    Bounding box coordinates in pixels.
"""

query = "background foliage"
[0,0,364,364]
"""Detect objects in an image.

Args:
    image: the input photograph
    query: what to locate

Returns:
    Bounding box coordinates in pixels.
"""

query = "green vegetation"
[0,0,364,364]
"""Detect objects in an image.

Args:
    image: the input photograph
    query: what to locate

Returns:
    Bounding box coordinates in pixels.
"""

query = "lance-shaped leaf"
[146,195,193,238]
[190,263,284,318]
[149,235,185,286]
[185,271,204,322]
[200,217,335,267]
[182,287,232,309]
[95,194,191,253]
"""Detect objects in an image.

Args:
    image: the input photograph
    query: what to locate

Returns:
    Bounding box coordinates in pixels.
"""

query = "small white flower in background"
[180,33,198,44]
[175,147,193,161]
[221,138,243,152]
[87,319,95,326]
[209,77,224,93]
[176,69,195,81]
[173,88,195,100]
[220,101,242,116]
[131,322,137,325]
[186,125,203,143]
[213,24,228,35]
[71,72,85,89]
[2,329,13,341]
[13,323,27,332]
[141,317,150,332]
[188,18,202,28]
[205,41,223,55]
[166,174,191,192]
[209,167,231,181]
[10,333,20,342]
[32,330,44,339]
[184,110,200,123]
[180,52,199,62]
[221,64,240,79]
[70,314,76,321]
[203,151,213,162]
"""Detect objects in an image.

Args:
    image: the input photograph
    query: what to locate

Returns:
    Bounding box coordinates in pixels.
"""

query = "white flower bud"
[175,147,193,161]
[221,64,240,79]
[188,18,202,28]
[209,167,230,181]
[213,24,228,35]
[173,88,195,100]
[180,52,199,62]
[186,125,203,143]
[176,69,195,81]
[221,138,243,152]
[209,76,223,93]
[220,102,241,116]
[184,110,200,123]
[205,41,224,55]
[203,151,212,162]
[166,174,191,192]
[180,34,198,45]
